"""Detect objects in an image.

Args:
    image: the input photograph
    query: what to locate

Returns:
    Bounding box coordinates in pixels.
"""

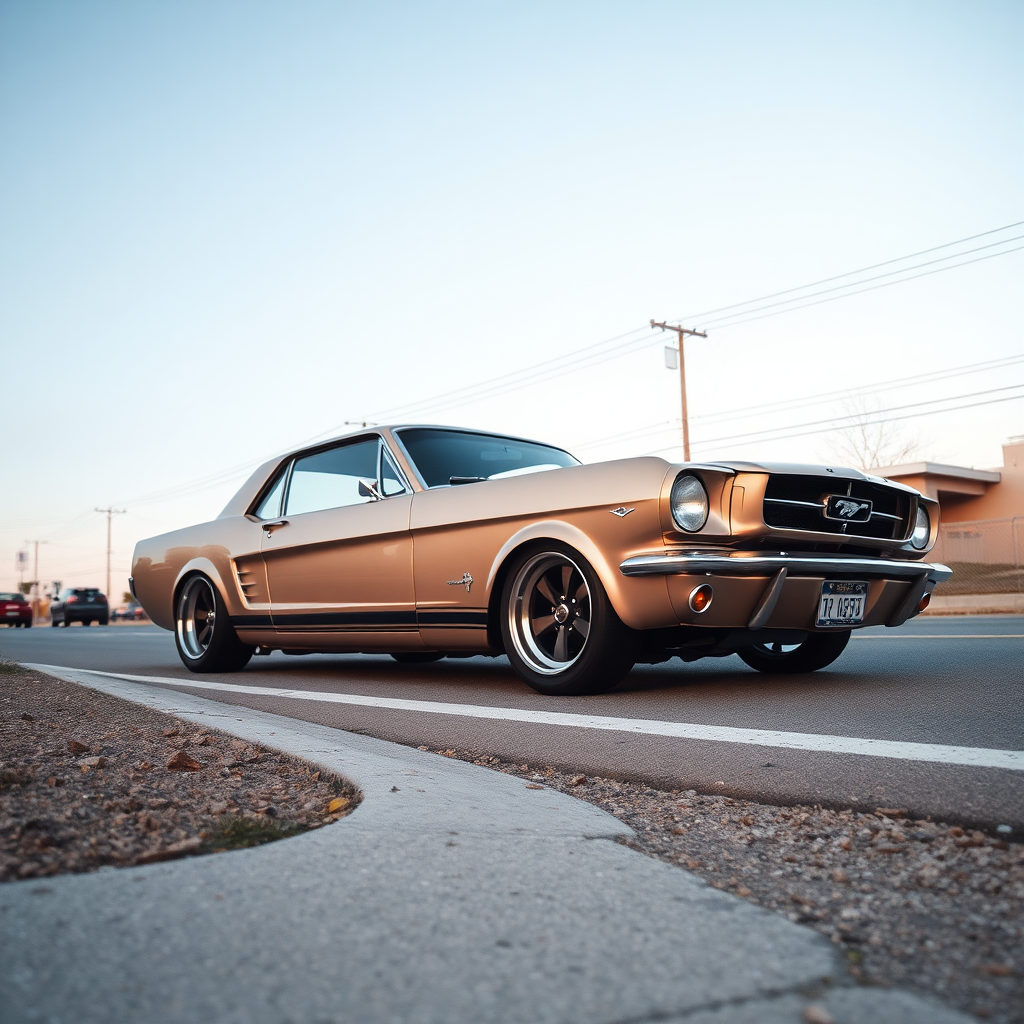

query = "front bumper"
[619,552,952,630]
[620,552,952,582]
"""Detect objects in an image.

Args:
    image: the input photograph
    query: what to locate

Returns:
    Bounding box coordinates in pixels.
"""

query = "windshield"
[397,428,579,488]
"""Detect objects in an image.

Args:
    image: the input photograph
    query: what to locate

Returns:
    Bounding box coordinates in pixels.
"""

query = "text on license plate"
[816,581,867,626]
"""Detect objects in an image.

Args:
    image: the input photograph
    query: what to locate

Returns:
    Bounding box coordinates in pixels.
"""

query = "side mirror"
[358,479,383,501]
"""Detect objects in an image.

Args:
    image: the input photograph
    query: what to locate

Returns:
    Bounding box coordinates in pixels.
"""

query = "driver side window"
[285,440,379,516]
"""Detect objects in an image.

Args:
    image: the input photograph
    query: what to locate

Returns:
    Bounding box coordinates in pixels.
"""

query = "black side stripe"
[232,609,488,630]
[417,610,489,627]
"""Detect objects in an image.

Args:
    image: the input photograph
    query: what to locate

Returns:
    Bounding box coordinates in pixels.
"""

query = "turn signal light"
[918,593,931,612]
[688,583,714,614]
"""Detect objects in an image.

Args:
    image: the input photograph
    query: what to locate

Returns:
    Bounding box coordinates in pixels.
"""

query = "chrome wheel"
[508,552,592,675]
[177,576,217,661]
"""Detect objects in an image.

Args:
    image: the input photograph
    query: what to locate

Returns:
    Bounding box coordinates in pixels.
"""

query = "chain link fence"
[931,517,1024,595]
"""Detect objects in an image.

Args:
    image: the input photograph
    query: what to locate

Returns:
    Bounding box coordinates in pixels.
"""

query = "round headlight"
[910,505,930,549]
[670,473,709,532]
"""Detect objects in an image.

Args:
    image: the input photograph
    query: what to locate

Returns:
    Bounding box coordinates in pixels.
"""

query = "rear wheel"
[81,620,90,627]
[175,575,253,673]
[99,617,109,626]
[738,631,851,674]
[500,543,636,696]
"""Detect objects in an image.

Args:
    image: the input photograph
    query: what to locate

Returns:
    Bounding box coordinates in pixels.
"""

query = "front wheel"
[738,631,851,674]
[175,575,253,673]
[500,543,636,696]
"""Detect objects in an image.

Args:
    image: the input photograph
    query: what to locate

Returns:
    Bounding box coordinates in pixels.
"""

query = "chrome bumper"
[619,552,953,583]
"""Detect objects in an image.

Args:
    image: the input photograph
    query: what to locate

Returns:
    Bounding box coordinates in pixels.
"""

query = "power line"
[359,221,1024,421]
[685,383,1024,450]
[690,392,1024,455]
[639,390,1024,458]
[692,353,1024,424]
[569,353,1024,452]
[698,237,1024,330]
[701,244,1024,332]
[360,326,658,423]
[672,219,1024,323]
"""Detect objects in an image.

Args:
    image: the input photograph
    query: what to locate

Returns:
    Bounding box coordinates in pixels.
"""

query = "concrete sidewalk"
[1,666,971,1024]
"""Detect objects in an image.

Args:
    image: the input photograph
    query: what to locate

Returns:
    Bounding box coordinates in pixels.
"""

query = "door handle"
[261,519,289,535]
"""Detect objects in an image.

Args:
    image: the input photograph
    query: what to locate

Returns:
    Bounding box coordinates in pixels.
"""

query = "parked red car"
[0,592,33,627]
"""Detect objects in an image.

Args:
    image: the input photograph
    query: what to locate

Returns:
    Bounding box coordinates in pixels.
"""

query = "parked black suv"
[51,588,109,627]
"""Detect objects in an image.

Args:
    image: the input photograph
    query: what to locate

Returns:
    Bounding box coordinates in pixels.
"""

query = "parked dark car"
[51,588,109,627]
[111,602,147,622]
[0,592,33,627]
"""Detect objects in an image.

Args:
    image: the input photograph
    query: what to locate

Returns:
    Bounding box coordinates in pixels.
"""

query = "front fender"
[485,519,678,631]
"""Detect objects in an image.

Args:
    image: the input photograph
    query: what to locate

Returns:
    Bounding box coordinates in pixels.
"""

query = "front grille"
[762,474,911,541]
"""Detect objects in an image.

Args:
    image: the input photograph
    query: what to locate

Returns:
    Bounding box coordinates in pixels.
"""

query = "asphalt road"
[4,615,1022,832]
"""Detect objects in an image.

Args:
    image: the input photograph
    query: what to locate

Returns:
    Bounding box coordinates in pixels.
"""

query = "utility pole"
[95,507,126,600]
[24,540,47,617]
[651,320,708,462]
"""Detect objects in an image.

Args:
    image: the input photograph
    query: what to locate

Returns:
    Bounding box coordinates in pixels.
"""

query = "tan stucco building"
[875,438,1023,609]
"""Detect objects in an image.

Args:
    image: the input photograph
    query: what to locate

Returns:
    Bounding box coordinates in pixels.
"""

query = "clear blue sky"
[1,0,1021,594]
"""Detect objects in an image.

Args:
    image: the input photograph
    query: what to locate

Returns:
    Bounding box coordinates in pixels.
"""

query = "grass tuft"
[203,816,310,851]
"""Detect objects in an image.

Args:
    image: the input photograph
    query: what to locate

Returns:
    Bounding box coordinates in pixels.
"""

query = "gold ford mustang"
[130,425,951,694]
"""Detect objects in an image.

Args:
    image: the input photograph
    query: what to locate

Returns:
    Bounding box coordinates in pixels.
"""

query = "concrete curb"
[1,665,973,1024]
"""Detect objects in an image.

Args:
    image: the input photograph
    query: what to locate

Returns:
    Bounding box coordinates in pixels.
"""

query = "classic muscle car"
[130,425,951,694]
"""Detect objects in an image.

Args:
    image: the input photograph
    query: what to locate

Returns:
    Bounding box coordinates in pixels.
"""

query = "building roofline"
[874,461,1001,484]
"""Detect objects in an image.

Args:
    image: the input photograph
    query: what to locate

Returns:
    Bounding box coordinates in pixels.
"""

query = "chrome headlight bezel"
[910,505,930,550]
[670,473,709,533]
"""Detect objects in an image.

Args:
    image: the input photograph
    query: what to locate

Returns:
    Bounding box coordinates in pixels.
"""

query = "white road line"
[853,634,1023,639]
[26,663,1024,773]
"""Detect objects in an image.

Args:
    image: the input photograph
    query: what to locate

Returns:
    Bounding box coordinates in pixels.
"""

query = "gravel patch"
[423,746,1023,1024]
[0,667,359,881]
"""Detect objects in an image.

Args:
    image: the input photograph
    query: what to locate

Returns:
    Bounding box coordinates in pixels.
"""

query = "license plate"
[5,610,17,616]
[816,581,867,627]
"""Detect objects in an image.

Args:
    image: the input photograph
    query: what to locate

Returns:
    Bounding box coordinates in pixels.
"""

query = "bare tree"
[825,399,923,471]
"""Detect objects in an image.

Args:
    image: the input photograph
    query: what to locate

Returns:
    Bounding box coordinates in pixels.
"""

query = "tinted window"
[285,439,379,516]
[0,593,23,602]
[398,429,578,488]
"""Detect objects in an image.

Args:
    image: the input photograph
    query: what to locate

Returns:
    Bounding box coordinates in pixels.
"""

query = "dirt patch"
[0,667,359,881]
[425,746,1023,1024]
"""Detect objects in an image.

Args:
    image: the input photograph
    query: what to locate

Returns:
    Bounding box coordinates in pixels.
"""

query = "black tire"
[99,617,109,626]
[24,620,32,628]
[737,630,851,674]
[499,542,636,696]
[390,653,446,664]
[174,574,253,673]
[81,620,90,627]
[51,618,60,627]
